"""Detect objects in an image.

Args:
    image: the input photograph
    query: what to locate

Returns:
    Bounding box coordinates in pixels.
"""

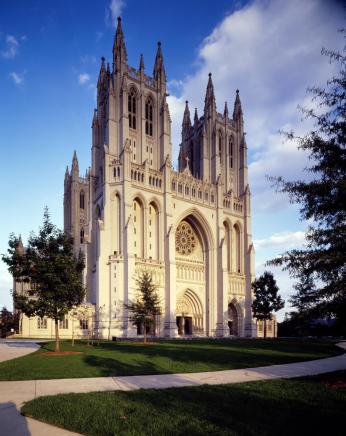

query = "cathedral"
[63,17,258,339]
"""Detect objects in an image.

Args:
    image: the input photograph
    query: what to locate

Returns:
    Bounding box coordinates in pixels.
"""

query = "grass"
[21,371,346,436]
[0,338,342,381]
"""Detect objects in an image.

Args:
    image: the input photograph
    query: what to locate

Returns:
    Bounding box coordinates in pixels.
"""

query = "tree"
[268,36,346,333]
[0,307,14,338]
[2,208,85,352]
[125,271,161,343]
[252,271,285,338]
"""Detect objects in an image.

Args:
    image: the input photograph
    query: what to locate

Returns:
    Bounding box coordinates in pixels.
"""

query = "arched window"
[80,191,85,209]
[148,202,159,260]
[80,228,84,244]
[223,221,231,272]
[133,199,144,258]
[145,98,153,136]
[233,224,241,273]
[219,132,223,165]
[128,89,136,130]
[229,138,233,169]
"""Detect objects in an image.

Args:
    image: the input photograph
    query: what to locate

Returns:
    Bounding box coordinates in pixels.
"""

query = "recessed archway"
[174,210,213,335]
[176,289,203,335]
[228,302,239,336]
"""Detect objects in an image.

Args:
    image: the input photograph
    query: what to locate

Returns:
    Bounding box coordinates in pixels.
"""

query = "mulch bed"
[40,351,83,356]
[326,381,346,390]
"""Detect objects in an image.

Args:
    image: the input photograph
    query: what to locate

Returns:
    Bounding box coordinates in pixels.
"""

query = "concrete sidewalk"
[0,340,40,363]
[0,341,345,436]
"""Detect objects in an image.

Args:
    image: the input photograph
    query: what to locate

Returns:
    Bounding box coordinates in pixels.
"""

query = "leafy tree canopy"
[2,208,85,350]
[268,36,346,331]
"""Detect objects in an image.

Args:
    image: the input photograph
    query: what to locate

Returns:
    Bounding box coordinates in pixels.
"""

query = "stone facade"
[63,18,257,339]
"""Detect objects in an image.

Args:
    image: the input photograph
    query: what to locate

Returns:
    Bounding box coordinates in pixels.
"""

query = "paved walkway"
[0,341,345,436]
[0,340,41,363]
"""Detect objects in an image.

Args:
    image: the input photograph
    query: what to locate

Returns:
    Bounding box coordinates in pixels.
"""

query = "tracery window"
[229,138,233,168]
[80,191,85,209]
[37,317,47,329]
[219,132,223,165]
[145,98,153,136]
[128,89,136,130]
[176,221,197,256]
[59,316,68,329]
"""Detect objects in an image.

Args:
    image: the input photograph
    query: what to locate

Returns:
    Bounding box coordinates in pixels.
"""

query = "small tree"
[2,208,85,352]
[125,271,161,343]
[0,307,14,338]
[71,302,94,346]
[252,271,285,338]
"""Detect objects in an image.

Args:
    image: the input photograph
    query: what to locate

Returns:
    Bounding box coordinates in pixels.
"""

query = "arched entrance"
[174,214,211,335]
[176,289,203,335]
[228,303,238,336]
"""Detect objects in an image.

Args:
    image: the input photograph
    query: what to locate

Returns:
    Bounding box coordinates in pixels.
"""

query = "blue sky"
[0,0,344,319]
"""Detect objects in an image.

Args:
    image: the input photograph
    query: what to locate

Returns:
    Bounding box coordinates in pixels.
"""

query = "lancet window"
[145,98,153,136]
[128,89,137,130]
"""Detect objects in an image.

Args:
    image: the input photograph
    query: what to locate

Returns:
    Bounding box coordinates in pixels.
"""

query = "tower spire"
[113,16,127,72]
[153,41,166,84]
[182,101,191,128]
[233,89,243,120]
[72,150,79,176]
[97,57,106,88]
[139,53,145,72]
[16,235,24,256]
[224,101,229,119]
[194,107,199,126]
[204,73,216,114]
[182,101,191,142]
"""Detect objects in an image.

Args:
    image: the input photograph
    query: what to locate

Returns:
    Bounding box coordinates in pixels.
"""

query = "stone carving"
[175,221,197,256]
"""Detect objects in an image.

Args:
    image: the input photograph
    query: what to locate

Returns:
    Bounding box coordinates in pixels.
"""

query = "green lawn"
[0,339,341,381]
[21,371,346,436]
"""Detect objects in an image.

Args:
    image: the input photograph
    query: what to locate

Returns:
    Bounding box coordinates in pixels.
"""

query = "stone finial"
[139,53,145,71]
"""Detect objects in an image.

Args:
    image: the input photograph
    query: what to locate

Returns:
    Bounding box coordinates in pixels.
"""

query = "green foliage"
[21,372,346,436]
[268,37,346,328]
[2,208,85,350]
[0,306,14,337]
[252,271,285,321]
[125,271,161,339]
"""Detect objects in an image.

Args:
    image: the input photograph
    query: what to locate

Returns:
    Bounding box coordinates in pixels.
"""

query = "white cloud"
[106,0,125,27]
[1,34,19,59]
[254,231,306,250]
[78,73,90,85]
[9,71,25,85]
[167,0,344,213]
[80,55,96,64]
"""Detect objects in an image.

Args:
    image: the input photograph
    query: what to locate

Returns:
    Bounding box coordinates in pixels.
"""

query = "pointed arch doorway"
[176,289,203,336]
[228,303,239,336]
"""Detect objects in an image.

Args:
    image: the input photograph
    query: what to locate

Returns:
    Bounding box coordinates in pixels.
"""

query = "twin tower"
[64,18,256,339]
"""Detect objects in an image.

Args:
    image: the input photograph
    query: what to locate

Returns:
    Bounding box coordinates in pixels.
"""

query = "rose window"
[176,221,197,255]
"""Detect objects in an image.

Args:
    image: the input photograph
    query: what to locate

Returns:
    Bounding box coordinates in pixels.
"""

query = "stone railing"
[228,272,245,295]
[171,170,216,207]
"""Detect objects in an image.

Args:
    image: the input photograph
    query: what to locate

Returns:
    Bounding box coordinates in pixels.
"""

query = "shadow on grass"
[21,377,346,436]
[83,355,168,377]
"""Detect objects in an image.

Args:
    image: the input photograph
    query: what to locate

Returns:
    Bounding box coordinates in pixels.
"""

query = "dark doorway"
[228,303,238,336]
[184,317,192,335]
[176,316,183,335]
[176,316,193,335]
